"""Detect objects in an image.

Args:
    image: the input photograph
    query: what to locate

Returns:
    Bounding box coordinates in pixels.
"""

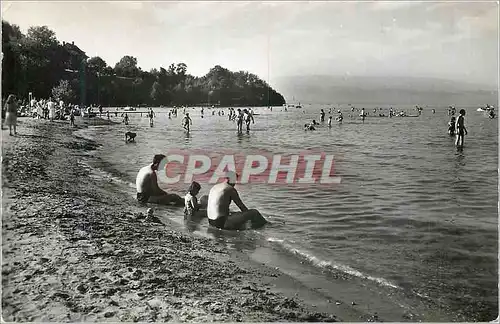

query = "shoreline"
[2,117,464,322]
[2,117,342,322]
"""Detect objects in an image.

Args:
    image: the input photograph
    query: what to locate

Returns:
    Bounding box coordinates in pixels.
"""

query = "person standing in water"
[320,109,326,122]
[360,108,366,122]
[328,116,332,127]
[448,116,456,136]
[236,109,244,133]
[455,109,467,147]
[148,109,154,127]
[336,110,343,124]
[123,113,129,125]
[182,112,192,132]
[243,109,254,131]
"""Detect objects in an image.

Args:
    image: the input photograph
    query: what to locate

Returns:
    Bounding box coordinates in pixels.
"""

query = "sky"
[2,1,498,87]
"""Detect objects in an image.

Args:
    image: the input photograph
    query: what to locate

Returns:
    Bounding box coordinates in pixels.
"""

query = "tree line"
[2,20,286,107]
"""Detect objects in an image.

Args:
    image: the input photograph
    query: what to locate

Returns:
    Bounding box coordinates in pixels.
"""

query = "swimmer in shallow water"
[448,117,456,136]
[304,123,316,131]
[182,113,192,131]
[336,110,343,124]
[125,131,137,142]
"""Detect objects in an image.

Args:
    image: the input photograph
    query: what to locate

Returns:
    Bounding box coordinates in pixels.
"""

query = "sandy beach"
[1,117,347,322]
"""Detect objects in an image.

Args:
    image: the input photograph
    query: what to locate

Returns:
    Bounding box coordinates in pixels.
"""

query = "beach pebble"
[104,311,115,318]
[89,275,99,282]
[147,299,162,309]
[76,283,88,294]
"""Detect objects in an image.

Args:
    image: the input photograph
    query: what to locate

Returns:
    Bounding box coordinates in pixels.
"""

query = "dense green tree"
[87,56,107,75]
[1,20,286,107]
[51,79,75,102]
[114,55,139,78]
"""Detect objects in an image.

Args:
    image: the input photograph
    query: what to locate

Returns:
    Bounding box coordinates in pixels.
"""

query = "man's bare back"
[206,177,267,230]
[136,155,184,206]
[207,182,247,221]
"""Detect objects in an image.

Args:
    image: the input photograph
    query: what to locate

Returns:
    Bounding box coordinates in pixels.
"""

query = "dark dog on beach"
[125,132,137,143]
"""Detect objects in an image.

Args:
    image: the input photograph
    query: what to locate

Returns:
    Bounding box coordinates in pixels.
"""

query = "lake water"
[76,104,498,321]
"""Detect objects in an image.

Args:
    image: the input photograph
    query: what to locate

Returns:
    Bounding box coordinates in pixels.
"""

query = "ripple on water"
[83,106,498,321]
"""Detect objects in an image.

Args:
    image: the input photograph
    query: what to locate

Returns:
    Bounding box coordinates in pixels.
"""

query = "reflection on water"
[76,105,498,321]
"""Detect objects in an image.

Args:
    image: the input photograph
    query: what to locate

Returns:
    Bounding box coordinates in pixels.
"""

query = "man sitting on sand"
[136,154,184,206]
[207,171,268,230]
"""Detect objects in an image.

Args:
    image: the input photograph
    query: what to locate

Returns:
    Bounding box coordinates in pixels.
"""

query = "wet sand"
[2,118,343,322]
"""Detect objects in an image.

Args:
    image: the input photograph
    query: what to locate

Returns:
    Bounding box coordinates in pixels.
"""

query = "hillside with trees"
[2,21,285,107]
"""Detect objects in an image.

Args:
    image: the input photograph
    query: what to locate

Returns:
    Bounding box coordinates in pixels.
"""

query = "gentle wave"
[266,237,400,289]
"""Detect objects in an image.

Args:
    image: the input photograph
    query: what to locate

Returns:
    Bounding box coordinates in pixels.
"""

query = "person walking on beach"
[136,154,184,206]
[455,109,468,147]
[4,94,18,135]
[207,171,267,230]
[123,113,129,125]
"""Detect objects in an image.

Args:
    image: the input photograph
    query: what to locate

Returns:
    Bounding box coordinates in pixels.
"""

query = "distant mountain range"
[272,75,498,107]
